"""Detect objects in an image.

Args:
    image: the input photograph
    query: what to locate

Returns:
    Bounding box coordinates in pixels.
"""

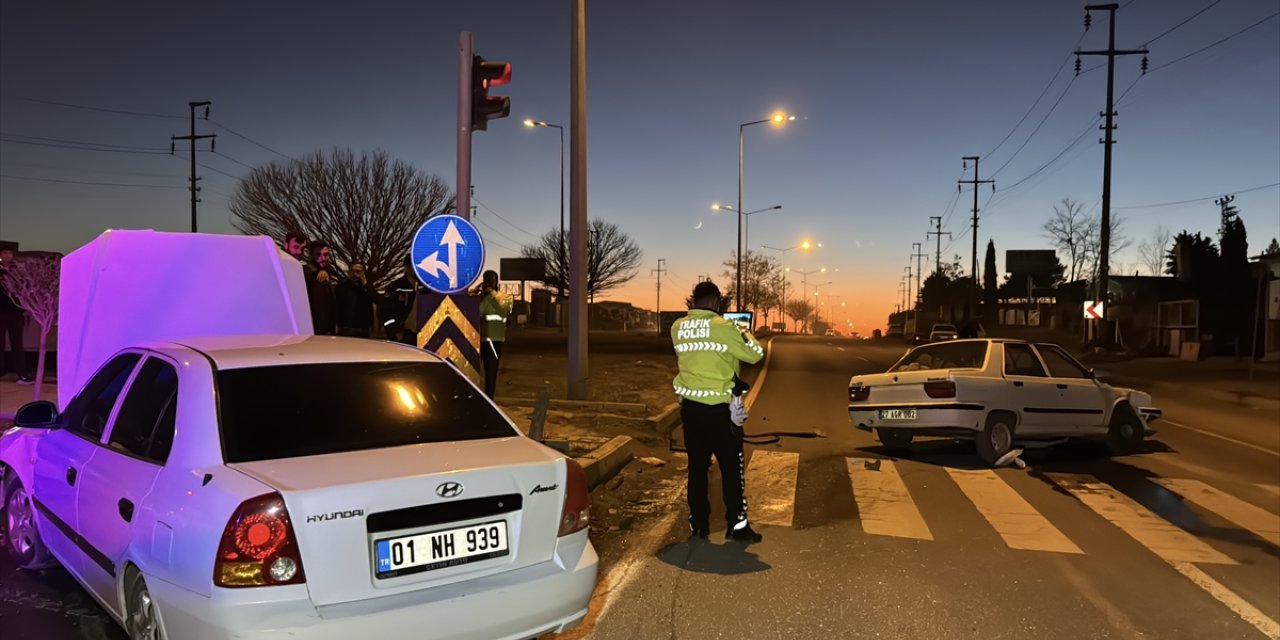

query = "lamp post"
[735,112,795,312]
[523,119,565,300]
[713,202,782,312]
[761,240,817,331]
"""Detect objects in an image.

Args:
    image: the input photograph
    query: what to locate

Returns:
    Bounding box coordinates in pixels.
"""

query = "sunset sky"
[2,0,1277,333]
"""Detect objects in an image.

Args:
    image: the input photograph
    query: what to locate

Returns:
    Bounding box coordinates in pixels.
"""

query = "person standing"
[336,262,375,338]
[304,241,337,336]
[282,230,308,261]
[671,281,765,543]
[0,249,33,384]
[477,270,512,398]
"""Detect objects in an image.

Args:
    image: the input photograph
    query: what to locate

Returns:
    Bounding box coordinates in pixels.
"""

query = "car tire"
[877,428,913,452]
[125,569,165,640]
[976,412,1016,467]
[3,473,55,570]
[1107,402,1145,455]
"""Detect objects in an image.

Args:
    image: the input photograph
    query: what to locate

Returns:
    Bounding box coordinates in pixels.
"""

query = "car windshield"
[217,361,518,463]
[891,341,987,372]
[933,325,956,332]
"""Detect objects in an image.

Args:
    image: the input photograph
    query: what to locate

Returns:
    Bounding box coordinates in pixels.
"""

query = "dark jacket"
[0,276,19,314]
[336,277,374,331]
[304,263,337,335]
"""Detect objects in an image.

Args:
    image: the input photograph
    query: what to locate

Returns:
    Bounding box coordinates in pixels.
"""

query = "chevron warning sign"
[416,292,483,383]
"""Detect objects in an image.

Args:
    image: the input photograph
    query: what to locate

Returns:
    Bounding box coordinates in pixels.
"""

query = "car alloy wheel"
[127,574,163,640]
[6,483,35,558]
[989,422,1011,454]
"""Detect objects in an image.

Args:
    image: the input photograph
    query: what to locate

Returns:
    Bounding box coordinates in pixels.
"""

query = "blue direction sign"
[410,214,486,294]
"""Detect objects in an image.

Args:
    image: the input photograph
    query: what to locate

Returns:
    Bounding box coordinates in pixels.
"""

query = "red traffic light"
[472,55,511,131]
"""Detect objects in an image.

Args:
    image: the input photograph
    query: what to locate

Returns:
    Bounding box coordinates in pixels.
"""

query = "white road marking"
[743,336,775,410]
[1170,561,1280,640]
[1161,419,1280,458]
[846,458,933,540]
[857,356,871,363]
[946,469,1082,554]
[1154,478,1280,547]
[837,346,847,352]
[746,450,800,527]
[1047,473,1234,565]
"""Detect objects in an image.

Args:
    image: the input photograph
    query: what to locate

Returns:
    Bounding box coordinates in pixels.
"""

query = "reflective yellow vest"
[671,309,764,405]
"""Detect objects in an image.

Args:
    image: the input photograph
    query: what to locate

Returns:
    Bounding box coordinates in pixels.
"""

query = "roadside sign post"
[1083,301,1105,321]
[411,214,487,383]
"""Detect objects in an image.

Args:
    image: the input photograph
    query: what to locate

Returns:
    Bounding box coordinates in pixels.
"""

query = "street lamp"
[736,112,795,311]
[761,240,817,331]
[524,118,565,298]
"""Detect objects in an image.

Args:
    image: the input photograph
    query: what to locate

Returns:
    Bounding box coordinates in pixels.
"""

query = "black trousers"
[1,310,26,377]
[481,339,503,398]
[681,399,747,531]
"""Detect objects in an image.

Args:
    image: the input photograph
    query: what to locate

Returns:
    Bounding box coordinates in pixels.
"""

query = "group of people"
[282,230,377,338]
[0,248,33,385]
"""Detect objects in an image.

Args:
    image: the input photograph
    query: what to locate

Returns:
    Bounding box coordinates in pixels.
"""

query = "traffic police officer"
[478,270,513,398]
[671,281,765,543]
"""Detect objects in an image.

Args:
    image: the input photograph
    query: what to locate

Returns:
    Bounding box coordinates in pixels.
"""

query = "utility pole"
[927,216,951,275]
[959,156,993,321]
[568,0,589,399]
[911,241,927,328]
[652,258,667,336]
[898,280,908,317]
[1076,3,1147,348]
[170,101,215,233]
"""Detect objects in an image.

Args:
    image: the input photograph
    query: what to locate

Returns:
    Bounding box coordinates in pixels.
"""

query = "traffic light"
[471,55,511,131]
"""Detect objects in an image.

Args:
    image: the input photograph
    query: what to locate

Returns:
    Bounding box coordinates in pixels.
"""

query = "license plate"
[879,409,917,421]
[374,520,509,578]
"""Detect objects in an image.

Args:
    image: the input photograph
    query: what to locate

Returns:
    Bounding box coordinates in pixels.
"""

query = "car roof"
[141,334,443,370]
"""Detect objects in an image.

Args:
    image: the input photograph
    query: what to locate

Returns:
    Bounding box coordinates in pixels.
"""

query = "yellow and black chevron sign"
[415,292,482,383]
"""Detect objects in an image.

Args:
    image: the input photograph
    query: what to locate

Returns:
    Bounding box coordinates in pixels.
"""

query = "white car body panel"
[848,339,1158,440]
[1,335,598,639]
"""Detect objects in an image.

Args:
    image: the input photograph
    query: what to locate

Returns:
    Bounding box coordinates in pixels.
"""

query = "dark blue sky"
[2,0,1277,329]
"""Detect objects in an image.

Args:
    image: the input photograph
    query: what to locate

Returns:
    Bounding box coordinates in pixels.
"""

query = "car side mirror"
[14,401,59,429]
[1091,368,1111,380]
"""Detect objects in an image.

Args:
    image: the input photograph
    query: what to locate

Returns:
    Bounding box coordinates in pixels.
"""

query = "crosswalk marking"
[846,458,933,540]
[1154,479,1280,547]
[945,469,1082,554]
[1047,473,1235,565]
[746,450,800,527]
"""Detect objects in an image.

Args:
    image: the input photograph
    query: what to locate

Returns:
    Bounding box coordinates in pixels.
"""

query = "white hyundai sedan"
[1,335,597,640]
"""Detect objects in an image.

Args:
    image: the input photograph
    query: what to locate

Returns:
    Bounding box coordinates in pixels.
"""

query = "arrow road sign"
[1083,301,1105,320]
[410,214,486,294]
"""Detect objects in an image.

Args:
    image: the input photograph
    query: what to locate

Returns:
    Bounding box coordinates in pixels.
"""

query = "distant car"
[847,339,1161,466]
[1,336,597,640]
[928,323,958,342]
[825,329,840,337]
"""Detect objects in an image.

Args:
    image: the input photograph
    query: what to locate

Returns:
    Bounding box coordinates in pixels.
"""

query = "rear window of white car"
[217,362,518,463]
[892,342,987,372]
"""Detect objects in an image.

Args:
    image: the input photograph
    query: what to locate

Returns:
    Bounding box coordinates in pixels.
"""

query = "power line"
[0,173,185,189]
[1,133,168,152]
[994,115,1101,195]
[984,25,1093,160]
[1148,10,1280,73]
[1116,182,1280,211]
[472,196,540,238]
[211,150,256,171]
[470,217,522,252]
[1143,0,1223,45]
[0,137,171,155]
[989,73,1083,178]
[2,95,184,120]
[208,118,293,161]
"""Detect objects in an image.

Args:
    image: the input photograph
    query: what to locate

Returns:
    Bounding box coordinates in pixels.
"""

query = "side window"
[1035,345,1091,379]
[107,357,179,464]
[1003,344,1047,377]
[63,354,142,442]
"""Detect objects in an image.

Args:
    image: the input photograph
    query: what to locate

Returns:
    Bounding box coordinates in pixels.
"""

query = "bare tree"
[0,256,59,400]
[1137,226,1172,276]
[1083,212,1132,282]
[1042,198,1092,282]
[785,298,815,333]
[719,251,784,318]
[230,148,453,291]
[520,219,642,300]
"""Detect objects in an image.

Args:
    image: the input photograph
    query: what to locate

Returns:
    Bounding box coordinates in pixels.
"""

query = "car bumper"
[1138,406,1162,422]
[849,403,986,434]
[149,531,598,640]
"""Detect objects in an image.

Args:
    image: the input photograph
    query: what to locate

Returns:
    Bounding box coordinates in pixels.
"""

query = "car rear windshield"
[891,341,987,372]
[217,362,518,463]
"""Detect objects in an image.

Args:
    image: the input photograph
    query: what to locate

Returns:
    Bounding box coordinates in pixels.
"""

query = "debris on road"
[638,456,667,467]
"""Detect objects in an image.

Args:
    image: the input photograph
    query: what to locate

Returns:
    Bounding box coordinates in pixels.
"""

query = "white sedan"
[2,335,597,640]
[847,339,1161,466]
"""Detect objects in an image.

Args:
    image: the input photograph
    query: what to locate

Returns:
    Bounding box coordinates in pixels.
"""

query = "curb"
[578,435,635,491]
[645,402,680,433]
[496,397,649,418]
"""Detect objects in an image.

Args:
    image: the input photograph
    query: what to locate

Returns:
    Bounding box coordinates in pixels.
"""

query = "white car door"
[1000,343,1060,436]
[32,353,141,581]
[1034,344,1109,433]
[76,355,177,615]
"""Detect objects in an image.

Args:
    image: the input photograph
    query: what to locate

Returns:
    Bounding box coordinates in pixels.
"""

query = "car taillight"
[214,492,306,588]
[558,458,590,537]
[923,381,956,398]
[849,385,871,402]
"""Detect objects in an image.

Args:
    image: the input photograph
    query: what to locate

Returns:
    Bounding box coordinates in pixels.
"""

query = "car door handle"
[65,467,77,486]
[1057,384,1068,390]
[118,498,134,523]
[1012,381,1024,387]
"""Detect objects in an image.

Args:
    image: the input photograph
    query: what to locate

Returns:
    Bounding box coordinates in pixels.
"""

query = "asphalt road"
[3,336,1278,639]
[567,336,1280,640]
